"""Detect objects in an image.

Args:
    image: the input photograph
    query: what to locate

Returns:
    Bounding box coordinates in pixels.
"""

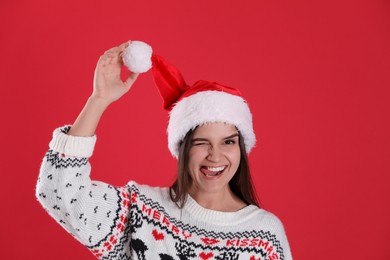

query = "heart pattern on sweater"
[201,237,220,245]
[199,252,214,260]
[152,229,164,240]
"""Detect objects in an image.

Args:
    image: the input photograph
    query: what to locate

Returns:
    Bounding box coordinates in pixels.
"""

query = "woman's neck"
[189,187,247,212]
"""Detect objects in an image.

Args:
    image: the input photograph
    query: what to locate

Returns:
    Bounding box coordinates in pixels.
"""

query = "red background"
[1,0,389,259]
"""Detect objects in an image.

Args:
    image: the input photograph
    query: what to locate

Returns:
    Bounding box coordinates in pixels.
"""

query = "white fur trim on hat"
[168,91,256,158]
[122,41,153,73]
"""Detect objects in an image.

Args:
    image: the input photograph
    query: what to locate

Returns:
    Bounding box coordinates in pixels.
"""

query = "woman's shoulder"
[126,180,169,195]
[126,180,168,193]
[247,206,287,231]
[248,207,292,259]
[125,180,173,204]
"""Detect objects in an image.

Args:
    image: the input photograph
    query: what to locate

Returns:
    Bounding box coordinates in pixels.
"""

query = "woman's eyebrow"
[224,133,239,139]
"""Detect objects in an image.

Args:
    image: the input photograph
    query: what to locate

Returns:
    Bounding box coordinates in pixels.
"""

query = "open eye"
[224,139,236,145]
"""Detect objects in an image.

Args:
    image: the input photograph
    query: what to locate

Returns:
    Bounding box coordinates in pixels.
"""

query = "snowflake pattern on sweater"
[36,126,292,260]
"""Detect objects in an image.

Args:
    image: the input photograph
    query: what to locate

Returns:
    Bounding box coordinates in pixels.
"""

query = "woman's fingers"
[92,41,138,103]
[123,72,139,89]
[98,41,130,69]
[104,46,119,55]
[97,55,113,69]
[104,41,129,56]
[118,41,131,51]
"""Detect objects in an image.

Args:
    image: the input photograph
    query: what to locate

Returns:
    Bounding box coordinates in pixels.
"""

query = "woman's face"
[188,122,241,196]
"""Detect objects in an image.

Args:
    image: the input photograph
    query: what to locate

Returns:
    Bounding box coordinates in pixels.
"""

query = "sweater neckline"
[183,194,260,226]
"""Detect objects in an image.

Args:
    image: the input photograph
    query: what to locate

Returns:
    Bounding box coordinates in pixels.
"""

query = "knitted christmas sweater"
[36,126,292,260]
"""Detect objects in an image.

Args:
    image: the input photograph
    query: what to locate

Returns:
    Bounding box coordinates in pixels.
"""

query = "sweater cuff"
[49,125,97,158]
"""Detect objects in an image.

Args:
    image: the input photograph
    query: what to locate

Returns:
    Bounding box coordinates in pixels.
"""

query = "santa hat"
[123,41,256,158]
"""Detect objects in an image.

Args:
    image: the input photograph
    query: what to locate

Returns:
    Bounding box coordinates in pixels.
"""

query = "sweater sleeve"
[269,213,293,260]
[36,126,132,258]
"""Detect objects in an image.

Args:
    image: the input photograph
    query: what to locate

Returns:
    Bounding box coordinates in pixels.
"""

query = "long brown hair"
[169,127,260,208]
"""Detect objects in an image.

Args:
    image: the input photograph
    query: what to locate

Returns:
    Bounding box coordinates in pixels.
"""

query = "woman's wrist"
[88,94,112,110]
[67,95,110,137]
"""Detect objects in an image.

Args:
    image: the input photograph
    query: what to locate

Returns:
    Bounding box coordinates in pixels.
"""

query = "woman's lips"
[200,166,226,177]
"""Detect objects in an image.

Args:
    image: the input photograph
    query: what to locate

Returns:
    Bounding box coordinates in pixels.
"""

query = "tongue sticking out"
[201,167,224,177]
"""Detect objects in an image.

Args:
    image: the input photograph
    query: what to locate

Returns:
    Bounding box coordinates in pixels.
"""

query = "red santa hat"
[123,41,256,158]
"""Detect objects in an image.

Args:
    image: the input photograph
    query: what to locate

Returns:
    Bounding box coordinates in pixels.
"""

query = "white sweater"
[36,126,292,260]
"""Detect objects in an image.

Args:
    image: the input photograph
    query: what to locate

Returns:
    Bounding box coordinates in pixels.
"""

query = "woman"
[36,41,292,259]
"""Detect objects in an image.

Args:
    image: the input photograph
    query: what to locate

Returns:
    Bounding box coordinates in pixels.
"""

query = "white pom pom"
[122,41,153,73]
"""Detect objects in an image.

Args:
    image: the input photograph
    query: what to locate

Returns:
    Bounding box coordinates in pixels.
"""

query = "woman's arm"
[36,41,138,257]
[68,41,138,137]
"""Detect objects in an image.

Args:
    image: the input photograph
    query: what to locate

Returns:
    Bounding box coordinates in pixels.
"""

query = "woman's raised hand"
[68,41,139,137]
[92,41,139,105]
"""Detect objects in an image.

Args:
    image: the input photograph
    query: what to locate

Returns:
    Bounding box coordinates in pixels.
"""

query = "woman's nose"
[207,146,222,162]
